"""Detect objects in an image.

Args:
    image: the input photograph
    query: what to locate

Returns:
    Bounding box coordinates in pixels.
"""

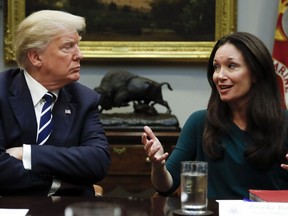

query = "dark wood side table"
[98,127,180,197]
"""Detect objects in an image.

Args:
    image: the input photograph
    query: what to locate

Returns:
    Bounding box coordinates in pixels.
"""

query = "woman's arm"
[142,126,173,192]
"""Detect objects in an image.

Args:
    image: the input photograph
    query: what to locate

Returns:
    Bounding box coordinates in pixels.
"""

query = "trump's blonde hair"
[14,10,86,69]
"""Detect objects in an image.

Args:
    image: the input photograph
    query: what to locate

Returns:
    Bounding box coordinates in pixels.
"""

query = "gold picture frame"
[4,0,237,63]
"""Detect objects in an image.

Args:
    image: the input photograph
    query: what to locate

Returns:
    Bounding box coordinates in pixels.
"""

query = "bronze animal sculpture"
[94,70,173,115]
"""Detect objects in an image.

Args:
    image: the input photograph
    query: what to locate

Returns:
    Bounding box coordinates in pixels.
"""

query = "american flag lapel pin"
[65,109,71,114]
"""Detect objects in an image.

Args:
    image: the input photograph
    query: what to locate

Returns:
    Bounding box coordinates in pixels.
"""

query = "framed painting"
[3,0,237,63]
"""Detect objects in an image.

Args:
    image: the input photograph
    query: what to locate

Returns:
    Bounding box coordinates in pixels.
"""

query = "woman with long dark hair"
[142,32,288,199]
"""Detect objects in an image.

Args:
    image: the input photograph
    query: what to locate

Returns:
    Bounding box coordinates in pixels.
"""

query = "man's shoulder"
[0,68,23,90]
[0,68,22,79]
[66,82,93,92]
[64,82,100,99]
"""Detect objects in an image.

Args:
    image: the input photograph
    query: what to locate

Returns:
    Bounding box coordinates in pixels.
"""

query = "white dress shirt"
[22,70,60,195]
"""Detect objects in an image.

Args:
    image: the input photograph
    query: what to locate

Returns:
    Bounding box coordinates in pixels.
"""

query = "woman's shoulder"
[189,109,207,119]
[185,109,207,126]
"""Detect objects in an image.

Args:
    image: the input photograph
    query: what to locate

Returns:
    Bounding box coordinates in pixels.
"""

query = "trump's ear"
[27,49,42,67]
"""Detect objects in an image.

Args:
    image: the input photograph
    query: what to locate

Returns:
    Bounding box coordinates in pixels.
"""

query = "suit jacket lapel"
[8,71,38,144]
[49,88,77,146]
[8,70,77,146]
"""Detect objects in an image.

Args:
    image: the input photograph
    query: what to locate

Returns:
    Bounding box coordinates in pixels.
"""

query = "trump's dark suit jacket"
[0,68,110,196]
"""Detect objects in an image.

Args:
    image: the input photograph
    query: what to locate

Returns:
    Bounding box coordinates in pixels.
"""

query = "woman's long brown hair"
[203,32,287,169]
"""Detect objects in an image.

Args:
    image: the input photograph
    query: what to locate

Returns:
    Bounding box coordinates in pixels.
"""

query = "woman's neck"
[230,103,248,131]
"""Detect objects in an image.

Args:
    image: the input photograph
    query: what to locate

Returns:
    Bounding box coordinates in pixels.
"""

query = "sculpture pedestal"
[100,113,180,132]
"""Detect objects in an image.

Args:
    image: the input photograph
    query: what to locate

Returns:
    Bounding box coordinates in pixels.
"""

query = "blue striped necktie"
[37,92,54,145]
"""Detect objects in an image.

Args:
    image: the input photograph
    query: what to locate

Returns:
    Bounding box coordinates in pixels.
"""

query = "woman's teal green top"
[162,110,288,199]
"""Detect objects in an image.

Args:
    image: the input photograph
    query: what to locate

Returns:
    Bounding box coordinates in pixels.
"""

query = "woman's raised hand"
[142,126,169,167]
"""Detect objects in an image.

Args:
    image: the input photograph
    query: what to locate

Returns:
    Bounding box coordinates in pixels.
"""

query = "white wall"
[0,0,279,127]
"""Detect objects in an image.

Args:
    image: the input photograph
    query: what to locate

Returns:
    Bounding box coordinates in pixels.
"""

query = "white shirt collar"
[23,70,59,106]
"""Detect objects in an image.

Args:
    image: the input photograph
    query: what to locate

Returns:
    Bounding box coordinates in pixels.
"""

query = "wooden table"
[0,195,219,216]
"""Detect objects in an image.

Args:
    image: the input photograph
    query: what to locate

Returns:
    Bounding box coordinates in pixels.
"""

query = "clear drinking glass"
[180,161,208,215]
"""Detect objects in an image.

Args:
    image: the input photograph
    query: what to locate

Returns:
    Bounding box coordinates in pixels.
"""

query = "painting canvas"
[4,0,237,63]
[26,0,215,42]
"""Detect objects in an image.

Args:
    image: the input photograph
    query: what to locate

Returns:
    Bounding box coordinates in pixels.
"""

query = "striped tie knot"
[43,92,53,104]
